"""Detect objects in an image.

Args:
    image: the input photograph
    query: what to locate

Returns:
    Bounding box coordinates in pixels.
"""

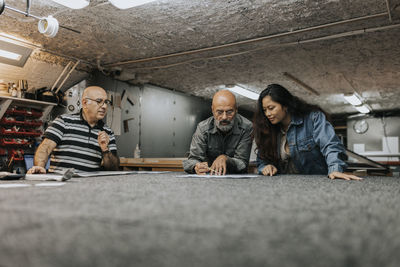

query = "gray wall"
[347,116,400,157]
[90,74,211,158]
[140,84,211,157]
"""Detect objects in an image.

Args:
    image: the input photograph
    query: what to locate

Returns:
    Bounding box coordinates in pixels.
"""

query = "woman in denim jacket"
[254,84,361,180]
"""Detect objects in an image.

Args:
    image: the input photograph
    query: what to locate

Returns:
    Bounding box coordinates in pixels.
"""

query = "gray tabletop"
[0,173,399,267]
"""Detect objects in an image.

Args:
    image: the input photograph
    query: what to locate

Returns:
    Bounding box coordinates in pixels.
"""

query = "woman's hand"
[328,171,362,181]
[262,164,278,176]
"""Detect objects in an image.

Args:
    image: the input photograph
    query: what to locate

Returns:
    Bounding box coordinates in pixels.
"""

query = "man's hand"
[29,138,56,174]
[261,164,278,176]
[27,166,46,174]
[328,171,362,181]
[194,162,209,175]
[210,155,228,175]
[98,131,110,152]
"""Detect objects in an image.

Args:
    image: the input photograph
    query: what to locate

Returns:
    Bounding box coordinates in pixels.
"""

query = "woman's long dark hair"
[253,84,328,165]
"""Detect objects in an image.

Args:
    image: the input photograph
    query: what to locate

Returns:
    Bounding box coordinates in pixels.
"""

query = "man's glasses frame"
[85,98,112,106]
[215,109,235,116]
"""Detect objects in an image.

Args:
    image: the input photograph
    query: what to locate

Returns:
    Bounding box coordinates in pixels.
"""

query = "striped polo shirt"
[43,111,117,172]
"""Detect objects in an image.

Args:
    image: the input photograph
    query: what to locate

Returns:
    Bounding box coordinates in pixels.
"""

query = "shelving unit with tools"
[0,96,57,172]
[0,59,79,173]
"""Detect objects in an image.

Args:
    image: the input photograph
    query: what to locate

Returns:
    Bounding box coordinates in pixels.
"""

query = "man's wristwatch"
[102,149,110,154]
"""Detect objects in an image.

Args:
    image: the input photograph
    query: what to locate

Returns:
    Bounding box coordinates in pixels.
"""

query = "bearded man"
[183,90,253,175]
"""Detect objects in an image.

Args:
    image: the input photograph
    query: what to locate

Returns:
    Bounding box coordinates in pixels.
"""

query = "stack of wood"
[0,80,10,96]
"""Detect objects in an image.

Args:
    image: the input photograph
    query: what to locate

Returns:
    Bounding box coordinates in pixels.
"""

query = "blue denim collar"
[290,113,304,126]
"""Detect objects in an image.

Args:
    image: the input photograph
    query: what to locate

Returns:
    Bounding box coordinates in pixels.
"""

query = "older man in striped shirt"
[27,86,119,173]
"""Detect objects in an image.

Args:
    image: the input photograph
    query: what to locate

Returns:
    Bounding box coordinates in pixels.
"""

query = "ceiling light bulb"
[227,85,259,100]
[354,105,371,114]
[344,93,363,106]
[38,16,59,38]
[0,49,22,60]
[109,0,156,9]
[51,0,89,9]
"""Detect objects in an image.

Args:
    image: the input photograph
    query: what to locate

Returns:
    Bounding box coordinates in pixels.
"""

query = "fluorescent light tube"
[51,0,89,9]
[0,33,40,49]
[344,93,363,106]
[0,33,28,43]
[228,86,259,100]
[0,49,22,60]
[109,0,156,9]
[354,105,370,114]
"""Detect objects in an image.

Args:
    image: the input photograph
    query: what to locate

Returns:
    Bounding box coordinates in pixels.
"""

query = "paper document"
[35,183,66,187]
[25,174,70,181]
[73,170,169,177]
[73,171,140,177]
[0,184,30,188]
[178,174,259,179]
[25,168,74,181]
[132,171,170,174]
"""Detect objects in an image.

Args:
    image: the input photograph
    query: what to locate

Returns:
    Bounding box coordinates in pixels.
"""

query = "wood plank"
[0,99,12,118]
[120,158,258,173]
[120,157,187,165]
[0,96,57,107]
[152,167,184,172]
[120,163,183,168]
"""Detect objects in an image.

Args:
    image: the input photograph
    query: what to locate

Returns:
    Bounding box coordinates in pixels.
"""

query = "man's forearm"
[183,158,200,173]
[227,156,248,173]
[34,149,50,167]
[103,152,120,171]
[33,140,56,167]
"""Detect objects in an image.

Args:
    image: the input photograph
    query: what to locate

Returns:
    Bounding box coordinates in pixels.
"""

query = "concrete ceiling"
[1,0,399,114]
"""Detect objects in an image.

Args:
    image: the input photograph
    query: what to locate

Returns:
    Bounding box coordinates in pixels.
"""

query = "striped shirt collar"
[78,109,105,130]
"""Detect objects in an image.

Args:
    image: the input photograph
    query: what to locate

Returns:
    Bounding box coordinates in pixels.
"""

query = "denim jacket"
[256,111,347,175]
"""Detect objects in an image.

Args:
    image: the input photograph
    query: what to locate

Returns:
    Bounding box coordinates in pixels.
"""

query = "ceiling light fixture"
[50,0,89,9]
[227,85,259,100]
[344,93,363,106]
[38,15,59,38]
[0,39,33,67]
[354,105,371,114]
[0,32,37,47]
[343,92,371,114]
[0,48,22,60]
[108,0,156,9]
[1,3,81,37]
[0,0,5,15]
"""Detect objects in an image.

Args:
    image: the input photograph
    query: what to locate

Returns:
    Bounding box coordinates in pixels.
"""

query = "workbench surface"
[1,173,399,267]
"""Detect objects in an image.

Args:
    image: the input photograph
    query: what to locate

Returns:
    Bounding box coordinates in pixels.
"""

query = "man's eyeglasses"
[215,110,235,116]
[86,98,112,106]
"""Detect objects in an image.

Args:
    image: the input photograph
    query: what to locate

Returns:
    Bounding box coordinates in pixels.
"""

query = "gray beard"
[216,119,234,132]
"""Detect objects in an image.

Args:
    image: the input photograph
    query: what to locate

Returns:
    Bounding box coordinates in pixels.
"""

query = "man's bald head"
[82,86,107,99]
[212,90,237,109]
